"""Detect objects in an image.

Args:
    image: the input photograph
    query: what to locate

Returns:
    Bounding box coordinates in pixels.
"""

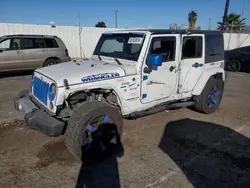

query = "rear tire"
[194,78,224,114]
[65,101,123,161]
[43,58,60,67]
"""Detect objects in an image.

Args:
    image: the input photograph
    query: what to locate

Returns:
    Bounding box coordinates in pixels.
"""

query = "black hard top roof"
[1,34,57,38]
[138,29,222,35]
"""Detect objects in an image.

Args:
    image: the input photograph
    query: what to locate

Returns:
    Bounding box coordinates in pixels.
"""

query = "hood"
[35,60,136,87]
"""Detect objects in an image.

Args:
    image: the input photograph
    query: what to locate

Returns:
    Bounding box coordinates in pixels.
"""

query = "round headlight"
[49,83,57,101]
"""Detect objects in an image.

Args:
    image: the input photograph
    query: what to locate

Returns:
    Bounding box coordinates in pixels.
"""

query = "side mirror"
[147,54,162,67]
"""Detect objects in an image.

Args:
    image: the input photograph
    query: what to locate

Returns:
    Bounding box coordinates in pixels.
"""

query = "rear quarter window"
[205,34,224,64]
[44,38,59,48]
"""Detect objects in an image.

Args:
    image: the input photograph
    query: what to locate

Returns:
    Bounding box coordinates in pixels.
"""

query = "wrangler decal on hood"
[81,72,120,83]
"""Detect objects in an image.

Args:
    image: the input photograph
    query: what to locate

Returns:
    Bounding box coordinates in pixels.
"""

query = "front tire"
[65,101,123,161]
[194,78,224,114]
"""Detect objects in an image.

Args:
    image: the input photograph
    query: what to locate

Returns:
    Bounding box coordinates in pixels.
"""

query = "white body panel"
[179,34,205,93]
[140,34,180,104]
[192,61,224,95]
[30,30,225,116]
[35,60,127,87]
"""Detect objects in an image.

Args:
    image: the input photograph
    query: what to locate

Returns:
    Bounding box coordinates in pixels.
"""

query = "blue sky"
[1,0,250,29]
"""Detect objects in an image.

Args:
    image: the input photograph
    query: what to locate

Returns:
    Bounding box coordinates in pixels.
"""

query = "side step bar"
[125,101,195,119]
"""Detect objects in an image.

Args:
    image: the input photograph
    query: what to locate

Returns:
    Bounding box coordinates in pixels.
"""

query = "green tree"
[217,13,246,32]
[188,11,198,30]
[95,21,107,28]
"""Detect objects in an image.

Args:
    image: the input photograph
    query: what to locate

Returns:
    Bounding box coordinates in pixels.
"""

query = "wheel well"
[58,89,122,120]
[212,73,223,80]
[66,89,121,107]
[43,57,61,66]
[192,72,224,96]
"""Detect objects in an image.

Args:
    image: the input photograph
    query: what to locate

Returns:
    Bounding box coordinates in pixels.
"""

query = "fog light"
[49,102,53,110]
[18,103,22,111]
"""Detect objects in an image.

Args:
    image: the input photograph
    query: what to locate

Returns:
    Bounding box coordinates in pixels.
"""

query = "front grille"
[33,77,49,105]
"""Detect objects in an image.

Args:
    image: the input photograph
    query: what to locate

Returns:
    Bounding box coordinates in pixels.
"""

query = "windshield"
[93,33,145,61]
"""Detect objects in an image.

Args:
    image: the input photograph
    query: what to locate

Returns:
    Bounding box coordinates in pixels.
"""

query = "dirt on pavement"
[0,71,250,188]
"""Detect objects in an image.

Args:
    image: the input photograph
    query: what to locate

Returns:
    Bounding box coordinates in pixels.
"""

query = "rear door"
[21,37,47,69]
[178,34,205,93]
[0,38,23,71]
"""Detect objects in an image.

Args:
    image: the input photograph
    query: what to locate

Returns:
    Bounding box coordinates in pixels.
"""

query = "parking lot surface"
[1,71,250,188]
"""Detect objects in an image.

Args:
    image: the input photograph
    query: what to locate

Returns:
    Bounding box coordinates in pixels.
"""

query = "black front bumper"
[14,90,65,137]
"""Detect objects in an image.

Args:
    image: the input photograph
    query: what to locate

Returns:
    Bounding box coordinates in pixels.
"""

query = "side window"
[0,38,21,51]
[33,38,45,48]
[149,37,176,62]
[0,39,11,50]
[206,35,223,56]
[12,38,21,50]
[21,38,34,49]
[44,38,59,48]
[182,36,202,59]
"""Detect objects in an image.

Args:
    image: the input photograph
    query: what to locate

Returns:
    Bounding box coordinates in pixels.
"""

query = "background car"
[0,34,71,72]
[225,46,250,72]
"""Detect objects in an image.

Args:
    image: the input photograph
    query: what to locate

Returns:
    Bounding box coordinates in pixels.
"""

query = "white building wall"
[223,33,250,50]
[1,23,250,58]
[0,23,118,58]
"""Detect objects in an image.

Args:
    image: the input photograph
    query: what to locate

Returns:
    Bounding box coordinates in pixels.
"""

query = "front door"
[178,34,205,93]
[141,34,180,104]
[0,38,23,71]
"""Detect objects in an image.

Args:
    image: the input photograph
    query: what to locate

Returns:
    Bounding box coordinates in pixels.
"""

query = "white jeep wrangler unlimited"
[14,29,225,160]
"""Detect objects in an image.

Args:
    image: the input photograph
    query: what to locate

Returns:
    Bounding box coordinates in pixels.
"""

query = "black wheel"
[65,101,123,161]
[226,59,241,72]
[43,58,60,67]
[194,78,224,114]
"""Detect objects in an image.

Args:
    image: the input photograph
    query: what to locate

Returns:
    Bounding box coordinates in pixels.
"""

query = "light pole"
[222,0,230,32]
[209,18,211,30]
[114,10,118,28]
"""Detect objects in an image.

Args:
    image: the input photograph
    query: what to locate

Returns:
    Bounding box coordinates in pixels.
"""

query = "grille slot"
[33,77,49,105]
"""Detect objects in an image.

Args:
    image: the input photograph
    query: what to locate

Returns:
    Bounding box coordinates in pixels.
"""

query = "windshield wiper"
[114,57,122,65]
[98,55,102,60]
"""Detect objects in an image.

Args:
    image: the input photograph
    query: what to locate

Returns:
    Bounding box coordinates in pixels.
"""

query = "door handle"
[169,66,176,72]
[192,62,203,68]
[17,50,22,54]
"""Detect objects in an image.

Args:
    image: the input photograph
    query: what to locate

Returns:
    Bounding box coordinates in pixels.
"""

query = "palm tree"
[217,13,246,32]
[188,11,198,30]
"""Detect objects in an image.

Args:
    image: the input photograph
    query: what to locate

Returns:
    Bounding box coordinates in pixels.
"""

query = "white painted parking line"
[146,125,247,188]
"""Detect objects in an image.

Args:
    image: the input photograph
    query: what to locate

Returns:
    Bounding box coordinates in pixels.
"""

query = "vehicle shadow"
[75,123,124,188]
[0,70,33,79]
[159,119,250,188]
